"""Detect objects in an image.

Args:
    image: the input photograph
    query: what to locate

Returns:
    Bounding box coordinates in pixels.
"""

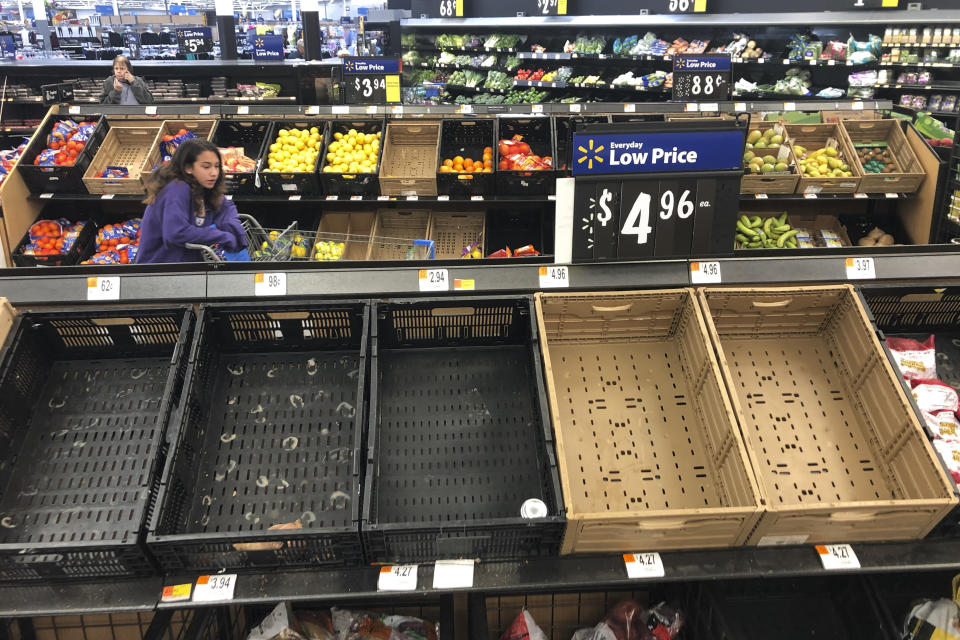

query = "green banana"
[740,215,752,226]
[762,218,774,237]
[749,216,762,228]
[736,233,749,243]
[777,229,800,247]
[774,224,791,233]
[777,212,788,226]
[737,221,758,236]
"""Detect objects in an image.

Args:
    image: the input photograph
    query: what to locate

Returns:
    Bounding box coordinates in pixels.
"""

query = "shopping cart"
[185,213,300,262]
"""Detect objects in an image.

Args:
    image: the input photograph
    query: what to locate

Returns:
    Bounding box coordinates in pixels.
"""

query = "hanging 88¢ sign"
[571,124,745,261]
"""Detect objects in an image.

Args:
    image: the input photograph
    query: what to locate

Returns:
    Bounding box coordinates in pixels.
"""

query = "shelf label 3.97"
[845,257,876,280]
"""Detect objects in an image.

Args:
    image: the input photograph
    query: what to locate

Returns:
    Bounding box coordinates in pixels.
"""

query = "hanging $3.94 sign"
[571,121,746,262]
[340,57,402,104]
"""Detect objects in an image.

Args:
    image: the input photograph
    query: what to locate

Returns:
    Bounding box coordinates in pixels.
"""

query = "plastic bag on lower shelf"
[903,577,960,640]
[569,600,683,640]
[246,602,439,640]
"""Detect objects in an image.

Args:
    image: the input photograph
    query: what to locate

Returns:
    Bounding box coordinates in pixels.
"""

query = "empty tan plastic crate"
[535,290,763,554]
[697,285,958,545]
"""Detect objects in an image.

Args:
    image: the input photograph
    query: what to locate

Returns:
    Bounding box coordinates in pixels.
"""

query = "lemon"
[278,129,289,137]
[310,127,319,135]
[347,129,357,137]
[334,132,343,141]
[825,147,838,157]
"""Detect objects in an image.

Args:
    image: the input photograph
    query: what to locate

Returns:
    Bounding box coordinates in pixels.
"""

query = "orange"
[453,155,464,166]
[483,167,492,172]
[443,159,453,168]
[482,151,492,162]
[483,146,493,155]
[474,165,483,172]
[439,165,451,172]
[463,158,474,168]
[453,163,464,172]
[483,159,493,168]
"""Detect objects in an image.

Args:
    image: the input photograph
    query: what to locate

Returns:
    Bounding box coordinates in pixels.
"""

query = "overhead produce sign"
[852,0,901,7]
[252,35,284,60]
[571,122,745,262]
[341,57,402,104]
[672,54,731,102]
[518,0,567,16]
[177,27,213,55]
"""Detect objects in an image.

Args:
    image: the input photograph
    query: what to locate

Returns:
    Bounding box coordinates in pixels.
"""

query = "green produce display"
[856,144,897,174]
[743,127,791,175]
[915,112,955,142]
[735,213,799,249]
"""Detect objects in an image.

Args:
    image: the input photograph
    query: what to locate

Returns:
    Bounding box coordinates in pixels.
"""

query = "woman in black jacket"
[100,55,154,104]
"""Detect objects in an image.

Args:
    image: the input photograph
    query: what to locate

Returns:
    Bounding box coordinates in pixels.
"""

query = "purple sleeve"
[160,182,236,249]
[216,197,248,248]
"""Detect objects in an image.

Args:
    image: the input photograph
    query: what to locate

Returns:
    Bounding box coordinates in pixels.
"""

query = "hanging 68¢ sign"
[571,121,745,262]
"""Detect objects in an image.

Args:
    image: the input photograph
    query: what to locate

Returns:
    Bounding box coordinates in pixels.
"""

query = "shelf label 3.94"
[193,574,237,602]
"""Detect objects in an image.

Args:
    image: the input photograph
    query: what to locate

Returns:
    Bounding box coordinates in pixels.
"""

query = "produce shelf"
[740,192,913,200]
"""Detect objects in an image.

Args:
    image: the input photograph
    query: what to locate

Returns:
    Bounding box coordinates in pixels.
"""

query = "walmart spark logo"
[254,37,264,48]
[344,60,355,72]
[577,139,604,170]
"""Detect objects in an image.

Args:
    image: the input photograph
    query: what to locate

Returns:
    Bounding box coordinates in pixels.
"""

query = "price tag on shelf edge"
[69,105,81,115]
[690,260,721,284]
[816,544,860,570]
[193,574,237,602]
[254,272,287,296]
[623,552,665,579]
[433,559,474,589]
[236,105,250,114]
[87,276,120,301]
[845,257,876,280]
[539,265,569,288]
[569,103,582,113]
[199,105,211,115]
[161,583,192,603]
[419,268,449,292]
[378,565,418,591]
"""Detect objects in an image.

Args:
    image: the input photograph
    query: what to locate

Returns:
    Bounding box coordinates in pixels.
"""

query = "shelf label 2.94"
[624,552,665,578]
[419,268,449,292]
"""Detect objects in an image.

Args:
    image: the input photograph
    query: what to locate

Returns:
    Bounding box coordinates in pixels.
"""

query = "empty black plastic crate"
[0,306,194,582]
[363,296,565,563]
[320,119,385,197]
[147,300,369,573]
[437,119,495,199]
[554,116,610,176]
[495,118,556,196]
[690,576,896,640]
[210,119,270,195]
[19,115,107,195]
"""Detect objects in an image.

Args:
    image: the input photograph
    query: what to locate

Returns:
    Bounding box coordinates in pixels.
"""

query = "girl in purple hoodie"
[137,139,247,263]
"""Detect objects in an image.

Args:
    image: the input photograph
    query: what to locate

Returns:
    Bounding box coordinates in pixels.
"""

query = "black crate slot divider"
[147,300,368,573]
[362,296,564,563]
[0,306,194,582]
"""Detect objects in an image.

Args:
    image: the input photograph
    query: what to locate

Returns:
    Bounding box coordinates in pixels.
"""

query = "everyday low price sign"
[177,27,213,55]
[252,35,284,60]
[572,130,744,176]
[341,57,402,104]
[673,54,731,101]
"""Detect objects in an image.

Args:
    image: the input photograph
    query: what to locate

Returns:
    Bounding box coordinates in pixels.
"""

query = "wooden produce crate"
[842,119,925,193]
[535,290,762,554]
[379,121,441,196]
[141,119,218,186]
[82,124,162,194]
[367,209,432,260]
[741,125,800,195]
[431,211,484,259]
[311,211,375,262]
[785,123,862,194]
[697,285,958,545]
[0,298,14,349]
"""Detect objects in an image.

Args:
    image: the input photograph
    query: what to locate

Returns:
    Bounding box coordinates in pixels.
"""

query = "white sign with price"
[87,276,120,301]
[419,269,449,292]
[690,261,721,284]
[816,544,860,570]
[539,266,569,288]
[193,574,237,602]
[378,565,418,591]
[845,257,876,280]
[254,272,287,296]
[623,552,665,579]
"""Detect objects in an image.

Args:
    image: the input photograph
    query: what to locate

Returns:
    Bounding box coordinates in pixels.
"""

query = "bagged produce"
[912,378,959,414]
[887,335,937,380]
[22,219,87,257]
[570,600,683,640]
[245,602,439,640]
[497,610,547,640]
[902,576,960,639]
[160,128,198,164]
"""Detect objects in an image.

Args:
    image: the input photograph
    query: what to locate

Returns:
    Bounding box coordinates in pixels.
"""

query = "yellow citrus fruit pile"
[265,127,323,173]
[323,129,381,174]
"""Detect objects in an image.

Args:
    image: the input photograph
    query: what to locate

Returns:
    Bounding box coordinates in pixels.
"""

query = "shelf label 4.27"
[816,544,860,570]
[624,552,665,578]
[378,565,418,591]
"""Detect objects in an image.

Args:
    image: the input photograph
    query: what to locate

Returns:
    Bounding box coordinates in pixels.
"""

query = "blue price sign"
[252,35,284,60]
[572,130,744,176]
[673,54,731,101]
[177,27,212,55]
